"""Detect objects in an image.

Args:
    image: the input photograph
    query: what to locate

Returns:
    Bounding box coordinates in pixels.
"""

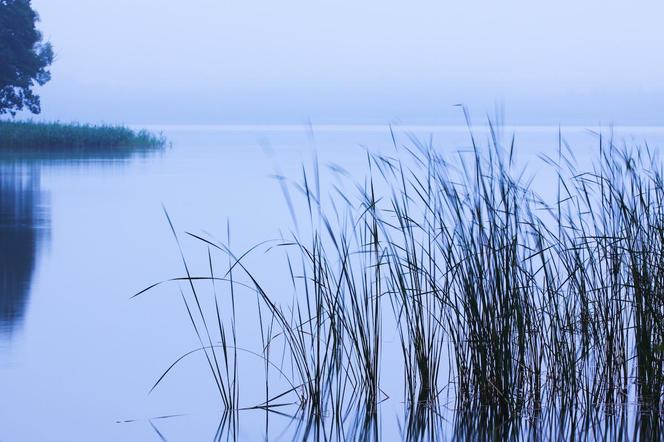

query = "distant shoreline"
[0,120,166,151]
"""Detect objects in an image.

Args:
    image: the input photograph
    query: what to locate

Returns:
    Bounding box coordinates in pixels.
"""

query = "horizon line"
[130,123,664,133]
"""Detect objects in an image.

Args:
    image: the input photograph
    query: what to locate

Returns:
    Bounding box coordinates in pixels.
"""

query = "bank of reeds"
[139,124,664,438]
[0,120,165,150]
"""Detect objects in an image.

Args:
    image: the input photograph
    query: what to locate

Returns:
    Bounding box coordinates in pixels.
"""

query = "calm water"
[1,125,664,441]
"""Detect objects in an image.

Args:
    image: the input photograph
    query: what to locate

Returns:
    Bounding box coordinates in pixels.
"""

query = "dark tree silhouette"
[0,0,53,115]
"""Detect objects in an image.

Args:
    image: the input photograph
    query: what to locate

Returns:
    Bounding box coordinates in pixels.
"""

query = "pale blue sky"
[29,0,664,125]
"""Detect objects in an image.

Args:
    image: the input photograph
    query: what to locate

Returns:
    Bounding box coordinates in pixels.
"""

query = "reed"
[139,122,664,438]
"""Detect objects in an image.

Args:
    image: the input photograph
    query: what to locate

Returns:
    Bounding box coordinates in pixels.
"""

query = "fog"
[30,0,664,125]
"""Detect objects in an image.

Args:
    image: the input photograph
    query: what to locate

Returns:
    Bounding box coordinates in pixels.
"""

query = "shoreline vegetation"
[0,120,166,151]
[139,124,664,439]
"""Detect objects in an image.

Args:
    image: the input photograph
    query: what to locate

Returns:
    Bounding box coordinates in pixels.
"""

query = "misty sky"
[29,0,664,125]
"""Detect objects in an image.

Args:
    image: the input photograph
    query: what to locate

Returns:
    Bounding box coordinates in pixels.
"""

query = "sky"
[27,0,664,125]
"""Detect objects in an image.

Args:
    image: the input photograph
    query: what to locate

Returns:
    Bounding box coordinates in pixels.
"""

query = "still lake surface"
[1,125,664,441]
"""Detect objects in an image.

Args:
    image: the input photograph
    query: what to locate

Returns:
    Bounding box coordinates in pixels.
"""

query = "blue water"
[1,125,663,441]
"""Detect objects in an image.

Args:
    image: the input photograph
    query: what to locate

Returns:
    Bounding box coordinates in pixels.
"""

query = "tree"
[0,0,53,116]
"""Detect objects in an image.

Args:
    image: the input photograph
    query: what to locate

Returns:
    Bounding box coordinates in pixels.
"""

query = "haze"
[30,0,664,125]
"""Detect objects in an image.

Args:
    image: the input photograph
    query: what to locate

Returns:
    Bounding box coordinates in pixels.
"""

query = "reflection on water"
[0,148,156,339]
[450,407,663,442]
[142,403,664,441]
[0,164,48,337]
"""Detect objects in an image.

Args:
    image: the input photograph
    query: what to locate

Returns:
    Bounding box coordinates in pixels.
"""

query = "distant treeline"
[0,120,165,150]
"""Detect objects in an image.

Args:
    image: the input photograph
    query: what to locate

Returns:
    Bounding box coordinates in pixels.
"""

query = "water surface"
[1,125,663,441]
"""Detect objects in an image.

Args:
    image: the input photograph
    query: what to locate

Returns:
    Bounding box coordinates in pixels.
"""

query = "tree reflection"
[0,164,48,337]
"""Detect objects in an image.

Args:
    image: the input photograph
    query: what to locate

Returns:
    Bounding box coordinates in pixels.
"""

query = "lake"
[1,125,664,441]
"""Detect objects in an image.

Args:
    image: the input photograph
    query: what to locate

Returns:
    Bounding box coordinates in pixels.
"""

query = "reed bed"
[139,124,664,439]
[0,120,165,150]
